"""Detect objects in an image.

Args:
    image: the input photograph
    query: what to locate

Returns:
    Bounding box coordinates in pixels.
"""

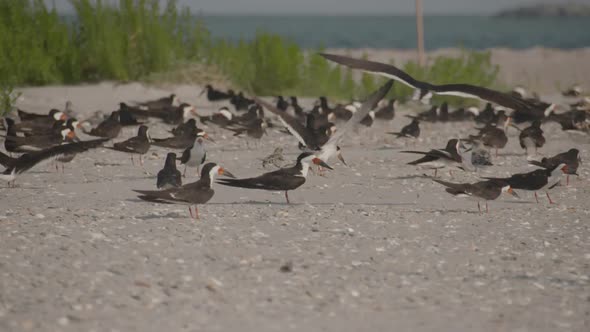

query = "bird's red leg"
[131,156,135,166]
[546,192,555,204]
[449,170,453,178]
[195,207,200,220]
[534,192,539,204]
[61,164,65,174]
[566,175,569,186]
[486,202,489,213]
[140,155,143,166]
[55,163,59,172]
[478,202,481,214]
[434,169,438,178]
[189,206,194,219]
[183,165,187,177]
[285,191,290,204]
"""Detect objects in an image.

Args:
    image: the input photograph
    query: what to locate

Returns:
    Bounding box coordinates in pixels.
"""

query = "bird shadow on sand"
[377,174,431,180]
[208,201,416,207]
[135,212,187,220]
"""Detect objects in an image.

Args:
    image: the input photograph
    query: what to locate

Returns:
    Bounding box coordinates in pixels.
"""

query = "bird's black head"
[138,125,149,137]
[4,117,15,127]
[205,84,212,90]
[165,152,177,166]
[185,118,197,127]
[446,139,459,151]
[200,162,218,178]
[296,152,315,164]
[290,96,298,104]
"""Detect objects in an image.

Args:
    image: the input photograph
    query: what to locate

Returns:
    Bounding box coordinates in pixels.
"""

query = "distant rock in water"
[496,4,590,17]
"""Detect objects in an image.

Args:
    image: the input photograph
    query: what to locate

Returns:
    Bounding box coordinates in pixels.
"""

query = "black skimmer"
[320,53,534,112]
[571,97,590,111]
[433,179,518,213]
[152,130,210,150]
[562,85,582,98]
[180,137,206,176]
[134,162,235,220]
[276,96,289,111]
[170,119,198,137]
[17,108,67,122]
[289,97,304,116]
[118,103,146,126]
[200,85,233,102]
[511,102,555,124]
[3,124,76,152]
[414,102,449,122]
[0,138,107,186]
[374,99,396,120]
[389,118,420,138]
[519,120,545,155]
[106,125,151,165]
[546,110,588,133]
[226,118,267,142]
[19,118,81,137]
[157,153,182,189]
[230,91,254,111]
[86,111,122,139]
[402,139,472,177]
[510,86,528,99]
[134,93,179,109]
[467,116,510,157]
[484,164,568,204]
[217,152,331,204]
[448,106,479,122]
[529,149,580,185]
[261,147,286,169]
[199,107,234,127]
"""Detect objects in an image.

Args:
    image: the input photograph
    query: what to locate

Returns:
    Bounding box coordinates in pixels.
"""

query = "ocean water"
[200,15,590,50]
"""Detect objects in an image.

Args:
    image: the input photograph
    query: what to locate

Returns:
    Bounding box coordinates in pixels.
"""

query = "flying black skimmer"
[106,125,151,165]
[157,153,182,189]
[216,152,331,204]
[529,148,580,185]
[85,111,122,139]
[200,85,233,102]
[374,99,396,120]
[467,116,511,157]
[518,120,545,156]
[562,85,582,98]
[199,107,234,127]
[389,118,420,138]
[484,164,568,204]
[134,93,179,109]
[134,162,234,220]
[433,179,518,213]
[180,137,206,177]
[0,138,107,186]
[261,147,286,169]
[320,53,535,112]
[402,139,473,177]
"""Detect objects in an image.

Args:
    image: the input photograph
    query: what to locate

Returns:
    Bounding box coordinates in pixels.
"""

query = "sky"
[49,0,590,15]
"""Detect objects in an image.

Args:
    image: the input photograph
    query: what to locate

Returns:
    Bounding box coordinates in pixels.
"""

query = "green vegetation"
[0,0,499,105]
[0,84,20,117]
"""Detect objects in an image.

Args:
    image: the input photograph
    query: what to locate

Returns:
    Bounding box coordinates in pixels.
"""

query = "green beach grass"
[0,0,499,106]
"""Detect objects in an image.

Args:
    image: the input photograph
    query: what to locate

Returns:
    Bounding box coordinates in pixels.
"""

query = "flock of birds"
[1,53,587,218]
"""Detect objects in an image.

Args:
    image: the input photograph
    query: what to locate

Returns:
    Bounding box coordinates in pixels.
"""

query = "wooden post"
[415,0,425,66]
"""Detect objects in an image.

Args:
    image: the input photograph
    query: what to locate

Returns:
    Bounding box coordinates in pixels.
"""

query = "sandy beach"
[1,49,590,331]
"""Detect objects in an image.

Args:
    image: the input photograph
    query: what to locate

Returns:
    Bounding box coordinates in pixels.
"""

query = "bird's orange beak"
[312,157,333,170]
[66,130,77,140]
[60,113,67,121]
[218,167,235,178]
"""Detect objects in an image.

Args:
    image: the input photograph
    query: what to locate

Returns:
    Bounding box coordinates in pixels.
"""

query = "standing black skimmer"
[86,111,122,139]
[134,163,234,220]
[562,85,582,98]
[402,139,473,177]
[135,93,179,109]
[484,164,568,204]
[106,125,151,165]
[3,123,76,152]
[157,153,182,189]
[433,179,518,213]
[0,138,107,186]
[153,126,211,150]
[199,107,234,127]
[529,148,580,185]
[230,92,254,111]
[180,137,207,176]
[216,152,332,204]
[201,85,233,102]
[374,99,396,120]
[468,116,510,157]
[519,120,545,155]
[320,53,534,112]
[17,108,67,122]
[276,96,289,111]
[389,118,420,138]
